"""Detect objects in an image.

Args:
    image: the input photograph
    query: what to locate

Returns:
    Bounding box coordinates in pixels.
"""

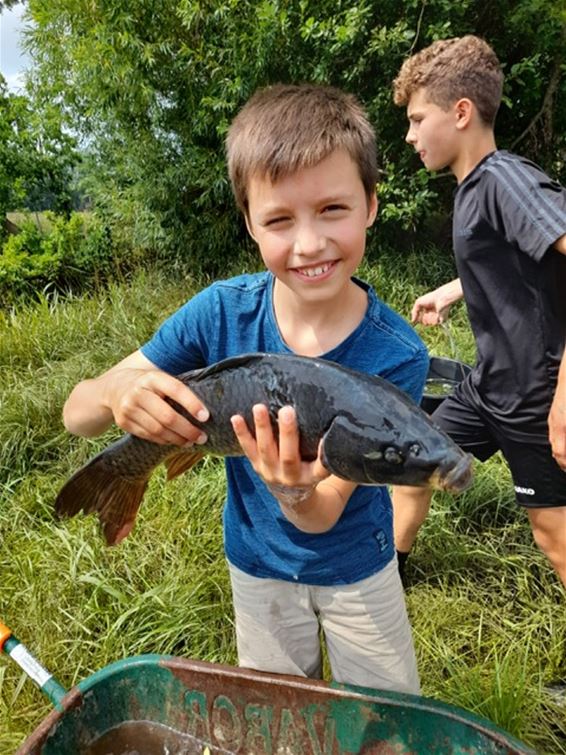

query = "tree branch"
[510,30,565,151]
[409,0,427,55]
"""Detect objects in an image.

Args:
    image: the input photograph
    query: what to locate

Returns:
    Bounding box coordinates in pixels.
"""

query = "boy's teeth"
[302,263,330,277]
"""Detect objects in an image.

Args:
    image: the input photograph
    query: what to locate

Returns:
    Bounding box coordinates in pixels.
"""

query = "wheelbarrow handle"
[0,622,68,710]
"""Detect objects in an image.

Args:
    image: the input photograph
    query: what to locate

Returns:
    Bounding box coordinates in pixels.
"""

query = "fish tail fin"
[55,458,149,546]
[164,448,205,481]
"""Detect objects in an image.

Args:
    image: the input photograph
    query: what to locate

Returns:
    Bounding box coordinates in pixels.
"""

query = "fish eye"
[409,443,421,457]
[384,447,403,464]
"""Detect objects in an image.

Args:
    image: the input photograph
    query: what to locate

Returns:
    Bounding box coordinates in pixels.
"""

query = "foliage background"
[0,76,77,237]
[14,0,565,273]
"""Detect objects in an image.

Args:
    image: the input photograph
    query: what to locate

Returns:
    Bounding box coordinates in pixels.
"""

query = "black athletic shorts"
[432,389,566,508]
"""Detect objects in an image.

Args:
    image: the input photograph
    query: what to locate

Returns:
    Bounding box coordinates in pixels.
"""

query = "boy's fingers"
[252,404,279,465]
[140,405,205,446]
[131,388,207,444]
[278,406,301,476]
[410,302,421,323]
[231,414,258,460]
[135,372,208,444]
[125,416,191,446]
[143,371,209,421]
[233,405,327,487]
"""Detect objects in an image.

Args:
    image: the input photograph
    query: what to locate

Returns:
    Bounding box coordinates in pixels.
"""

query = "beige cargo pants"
[228,556,420,695]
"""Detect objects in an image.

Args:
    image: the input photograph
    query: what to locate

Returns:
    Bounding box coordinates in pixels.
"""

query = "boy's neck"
[452,130,497,184]
[272,278,368,357]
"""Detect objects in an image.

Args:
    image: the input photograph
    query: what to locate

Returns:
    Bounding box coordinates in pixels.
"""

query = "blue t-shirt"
[141,272,428,585]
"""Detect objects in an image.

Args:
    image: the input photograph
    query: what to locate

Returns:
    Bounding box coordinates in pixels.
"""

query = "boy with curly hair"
[392,36,566,588]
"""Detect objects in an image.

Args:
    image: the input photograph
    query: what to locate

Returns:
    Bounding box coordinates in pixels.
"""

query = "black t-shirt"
[453,150,566,439]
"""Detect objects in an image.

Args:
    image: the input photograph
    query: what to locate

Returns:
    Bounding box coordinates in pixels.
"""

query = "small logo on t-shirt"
[514,485,535,495]
[374,529,388,552]
[456,227,473,237]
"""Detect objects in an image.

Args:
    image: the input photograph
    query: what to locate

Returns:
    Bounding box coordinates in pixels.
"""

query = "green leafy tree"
[23,0,566,267]
[0,73,79,238]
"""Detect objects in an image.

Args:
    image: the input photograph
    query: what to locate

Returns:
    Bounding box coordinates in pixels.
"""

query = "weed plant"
[0,251,564,753]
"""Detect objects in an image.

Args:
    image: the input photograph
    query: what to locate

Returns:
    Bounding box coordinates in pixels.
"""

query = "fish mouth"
[430,452,474,493]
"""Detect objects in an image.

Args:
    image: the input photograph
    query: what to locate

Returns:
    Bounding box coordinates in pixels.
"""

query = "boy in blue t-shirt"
[392,36,566,589]
[62,84,429,693]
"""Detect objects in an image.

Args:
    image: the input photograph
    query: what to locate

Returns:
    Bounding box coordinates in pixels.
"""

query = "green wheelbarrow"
[1,623,535,754]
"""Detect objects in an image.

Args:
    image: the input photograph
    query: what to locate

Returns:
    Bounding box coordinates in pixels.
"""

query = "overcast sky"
[0,4,31,92]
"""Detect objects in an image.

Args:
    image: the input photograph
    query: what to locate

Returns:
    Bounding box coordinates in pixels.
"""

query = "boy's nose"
[405,127,415,144]
[294,225,325,256]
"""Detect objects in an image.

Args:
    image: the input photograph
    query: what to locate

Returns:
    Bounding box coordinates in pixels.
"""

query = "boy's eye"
[264,216,290,227]
[323,204,347,213]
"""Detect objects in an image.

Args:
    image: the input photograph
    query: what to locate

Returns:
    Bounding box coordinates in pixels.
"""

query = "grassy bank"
[0,252,564,753]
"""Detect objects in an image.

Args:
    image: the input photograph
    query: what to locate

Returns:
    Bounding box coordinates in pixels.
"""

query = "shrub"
[0,212,118,304]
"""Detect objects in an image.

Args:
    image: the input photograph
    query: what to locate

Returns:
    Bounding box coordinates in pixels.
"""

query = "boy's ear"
[244,211,257,242]
[454,98,473,130]
[366,191,378,227]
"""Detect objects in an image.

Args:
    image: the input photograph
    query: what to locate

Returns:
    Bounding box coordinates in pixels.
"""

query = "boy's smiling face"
[405,88,461,172]
[245,149,377,303]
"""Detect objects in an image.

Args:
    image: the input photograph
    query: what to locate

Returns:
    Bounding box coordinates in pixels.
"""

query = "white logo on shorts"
[514,486,535,495]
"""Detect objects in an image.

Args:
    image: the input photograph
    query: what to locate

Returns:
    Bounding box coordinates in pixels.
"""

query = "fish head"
[321,414,473,492]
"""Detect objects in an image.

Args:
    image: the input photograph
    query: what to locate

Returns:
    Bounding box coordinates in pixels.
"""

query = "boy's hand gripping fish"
[55,353,473,544]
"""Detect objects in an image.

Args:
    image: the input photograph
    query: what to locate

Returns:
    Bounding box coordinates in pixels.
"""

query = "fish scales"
[182,355,346,459]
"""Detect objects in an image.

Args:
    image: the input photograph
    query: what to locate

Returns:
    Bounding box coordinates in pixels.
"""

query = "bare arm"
[412,233,565,325]
[231,405,356,533]
[391,485,433,552]
[411,278,464,326]
[63,350,209,445]
[547,233,566,466]
[549,344,566,470]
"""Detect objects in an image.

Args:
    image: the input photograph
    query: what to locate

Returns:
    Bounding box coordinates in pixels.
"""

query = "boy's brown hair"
[226,83,378,214]
[393,35,503,126]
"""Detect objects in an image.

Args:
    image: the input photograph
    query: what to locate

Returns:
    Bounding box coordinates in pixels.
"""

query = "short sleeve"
[482,156,566,262]
[140,286,217,374]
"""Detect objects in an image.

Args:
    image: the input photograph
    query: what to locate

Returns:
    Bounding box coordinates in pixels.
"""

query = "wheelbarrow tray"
[17,654,534,754]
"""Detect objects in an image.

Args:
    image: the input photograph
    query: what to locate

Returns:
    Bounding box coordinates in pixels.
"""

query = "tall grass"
[0,252,564,754]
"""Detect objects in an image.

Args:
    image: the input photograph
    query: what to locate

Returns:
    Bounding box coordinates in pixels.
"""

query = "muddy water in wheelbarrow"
[83,720,213,754]
[17,655,535,755]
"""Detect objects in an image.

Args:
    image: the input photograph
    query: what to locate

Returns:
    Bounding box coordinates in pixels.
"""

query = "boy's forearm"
[438,278,464,307]
[63,377,115,437]
[275,477,354,533]
[552,349,566,417]
[548,349,566,469]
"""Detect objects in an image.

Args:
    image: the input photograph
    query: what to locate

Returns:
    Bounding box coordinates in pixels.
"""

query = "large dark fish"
[55,353,473,545]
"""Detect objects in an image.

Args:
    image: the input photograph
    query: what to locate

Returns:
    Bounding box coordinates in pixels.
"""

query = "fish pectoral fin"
[55,459,149,546]
[164,448,205,481]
